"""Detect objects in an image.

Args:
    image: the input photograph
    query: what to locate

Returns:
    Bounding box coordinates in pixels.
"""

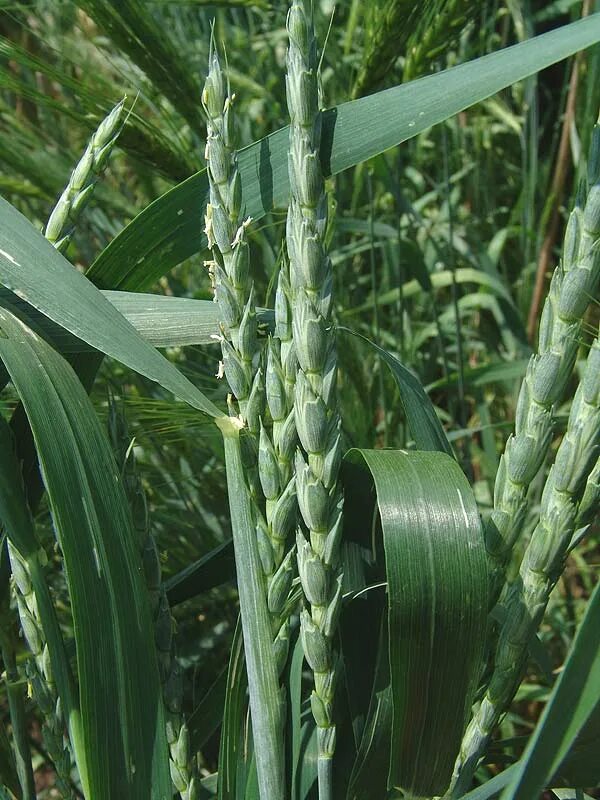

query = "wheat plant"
[0,2,599,800]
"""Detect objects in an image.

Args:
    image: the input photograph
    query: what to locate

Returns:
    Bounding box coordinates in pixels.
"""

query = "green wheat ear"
[44,99,126,254]
[486,115,600,597]
[453,115,600,795]
[286,2,344,797]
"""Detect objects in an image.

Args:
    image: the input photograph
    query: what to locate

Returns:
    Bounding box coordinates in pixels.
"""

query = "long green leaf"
[344,449,488,796]
[501,581,600,800]
[0,288,273,352]
[0,308,171,800]
[0,417,81,779]
[0,197,222,418]
[86,15,600,291]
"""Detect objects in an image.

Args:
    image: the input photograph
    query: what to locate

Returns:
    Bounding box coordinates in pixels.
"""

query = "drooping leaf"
[340,328,453,456]
[343,449,488,797]
[0,196,222,419]
[0,308,171,800]
[86,14,600,291]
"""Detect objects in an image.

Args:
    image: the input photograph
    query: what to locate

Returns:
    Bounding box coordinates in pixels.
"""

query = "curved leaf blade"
[0,308,171,800]
[340,328,453,456]
[0,197,222,418]
[344,449,488,796]
[87,15,600,291]
[0,418,81,777]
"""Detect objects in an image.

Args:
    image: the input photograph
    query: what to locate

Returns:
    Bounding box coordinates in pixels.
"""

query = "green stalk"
[452,333,600,795]
[44,99,126,254]
[218,418,285,800]
[0,610,35,800]
[486,117,600,598]
[286,3,344,796]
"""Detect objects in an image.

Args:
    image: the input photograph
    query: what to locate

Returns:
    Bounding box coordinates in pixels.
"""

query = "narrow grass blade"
[220,424,285,800]
[87,14,600,291]
[218,618,246,800]
[500,581,600,800]
[460,764,520,800]
[164,539,235,606]
[0,309,171,800]
[0,197,222,418]
[340,328,453,456]
[344,449,488,797]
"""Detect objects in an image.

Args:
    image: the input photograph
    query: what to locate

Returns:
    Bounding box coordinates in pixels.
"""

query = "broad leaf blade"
[0,309,171,800]
[86,15,600,291]
[0,197,221,418]
[345,449,488,796]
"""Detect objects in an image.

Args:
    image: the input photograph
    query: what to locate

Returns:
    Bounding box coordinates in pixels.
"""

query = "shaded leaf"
[0,308,171,800]
[344,449,488,796]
